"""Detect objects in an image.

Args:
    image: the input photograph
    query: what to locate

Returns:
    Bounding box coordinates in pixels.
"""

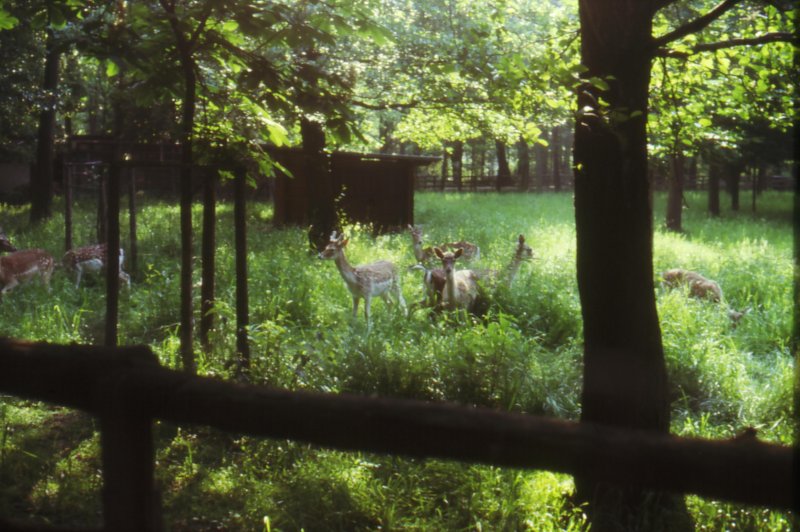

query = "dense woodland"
[0,0,796,530]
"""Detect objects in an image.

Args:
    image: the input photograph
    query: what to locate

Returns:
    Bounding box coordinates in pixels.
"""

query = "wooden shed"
[272,149,439,231]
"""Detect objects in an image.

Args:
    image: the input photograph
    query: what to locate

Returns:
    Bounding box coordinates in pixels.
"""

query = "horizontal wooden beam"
[0,339,794,510]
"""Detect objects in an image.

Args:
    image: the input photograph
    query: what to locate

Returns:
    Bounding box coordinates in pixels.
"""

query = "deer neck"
[334,252,359,288]
[445,269,457,306]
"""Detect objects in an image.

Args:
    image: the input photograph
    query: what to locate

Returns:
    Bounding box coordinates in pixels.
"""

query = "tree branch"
[655,32,796,58]
[652,0,743,48]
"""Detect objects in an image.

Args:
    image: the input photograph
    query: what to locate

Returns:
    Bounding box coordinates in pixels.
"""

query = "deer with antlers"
[319,231,407,321]
[0,248,55,295]
[63,243,131,289]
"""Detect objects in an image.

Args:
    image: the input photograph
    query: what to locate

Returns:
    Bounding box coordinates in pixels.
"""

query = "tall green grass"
[0,190,793,530]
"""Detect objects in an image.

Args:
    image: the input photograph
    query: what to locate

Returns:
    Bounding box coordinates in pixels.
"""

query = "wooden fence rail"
[0,339,795,531]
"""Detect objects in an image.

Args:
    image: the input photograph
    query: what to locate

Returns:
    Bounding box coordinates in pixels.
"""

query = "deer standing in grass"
[319,232,407,321]
[434,247,480,312]
[61,244,131,288]
[0,248,55,295]
[408,225,480,264]
[63,243,131,289]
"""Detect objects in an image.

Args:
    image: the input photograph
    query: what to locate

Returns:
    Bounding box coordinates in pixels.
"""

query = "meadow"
[0,190,794,530]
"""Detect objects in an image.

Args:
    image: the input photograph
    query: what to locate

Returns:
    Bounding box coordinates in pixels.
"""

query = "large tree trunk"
[30,27,60,224]
[666,152,685,232]
[302,118,336,251]
[495,140,512,191]
[574,3,690,529]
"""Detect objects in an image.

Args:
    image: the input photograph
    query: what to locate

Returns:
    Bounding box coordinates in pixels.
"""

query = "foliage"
[0,191,794,529]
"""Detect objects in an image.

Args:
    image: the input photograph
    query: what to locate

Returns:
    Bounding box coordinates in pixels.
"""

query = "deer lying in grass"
[319,231,406,321]
[63,243,131,289]
[0,248,55,295]
[434,247,480,312]
[408,225,480,264]
[662,268,746,323]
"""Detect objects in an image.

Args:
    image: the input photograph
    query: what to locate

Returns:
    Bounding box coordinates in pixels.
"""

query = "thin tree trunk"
[708,156,721,217]
[31,26,60,224]
[574,3,690,529]
[200,168,216,351]
[235,167,250,373]
[552,126,562,192]
[516,137,530,191]
[440,144,449,191]
[666,152,685,232]
[452,140,463,192]
[495,140,511,191]
[726,163,741,212]
[534,140,548,192]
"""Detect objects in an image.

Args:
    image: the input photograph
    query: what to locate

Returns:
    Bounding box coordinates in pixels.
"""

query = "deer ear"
[454,248,463,259]
[518,234,525,243]
[434,247,444,259]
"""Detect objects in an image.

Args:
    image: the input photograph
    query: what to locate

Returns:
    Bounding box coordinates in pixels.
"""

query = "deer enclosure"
[0,190,794,530]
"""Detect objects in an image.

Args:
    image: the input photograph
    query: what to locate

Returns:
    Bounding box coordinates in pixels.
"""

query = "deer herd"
[320,225,743,325]
[0,228,129,296]
[0,223,744,326]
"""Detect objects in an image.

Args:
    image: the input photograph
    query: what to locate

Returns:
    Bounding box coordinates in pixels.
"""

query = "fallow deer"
[433,247,480,312]
[0,229,17,253]
[319,231,407,321]
[0,248,55,295]
[63,243,131,289]
[468,234,535,290]
[407,263,446,310]
[661,268,747,323]
[408,225,480,264]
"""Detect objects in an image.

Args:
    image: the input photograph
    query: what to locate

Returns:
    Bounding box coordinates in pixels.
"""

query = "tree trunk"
[726,163,741,211]
[30,27,60,224]
[302,118,336,251]
[552,126,562,192]
[452,140,463,192]
[439,144,449,191]
[495,140,511,191]
[708,156,721,217]
[516,137,530,191]
[666,152,685,232]
[574,3,690,529]
[200,168,216,351]
[534,139,548,191]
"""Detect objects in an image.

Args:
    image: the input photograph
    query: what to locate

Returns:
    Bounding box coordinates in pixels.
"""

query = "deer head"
[515,235,533,261]
[0,230,16,253]
[434,246,463,275]
[318,231,348,260]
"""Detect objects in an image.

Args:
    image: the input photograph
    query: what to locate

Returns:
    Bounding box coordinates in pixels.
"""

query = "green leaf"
[0,9,19,30]
[697,118,712,128]
[106,60,119,77]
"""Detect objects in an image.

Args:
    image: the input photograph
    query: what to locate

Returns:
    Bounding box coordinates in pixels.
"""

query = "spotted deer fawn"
[63,243,131,288]
[0,248,55,295]
[408,225,480,264]
[319,232,407,321]
[433,247,480,312]
[662,268,746,323]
